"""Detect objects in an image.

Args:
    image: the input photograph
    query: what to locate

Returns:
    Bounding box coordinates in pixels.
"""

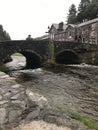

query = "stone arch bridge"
[0,40,98,69]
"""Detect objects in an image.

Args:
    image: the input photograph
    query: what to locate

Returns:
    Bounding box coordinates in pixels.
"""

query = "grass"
[70,112,98,130]
[43,60,78,73]
[43,60,64,72]
[12,53,23,56]
[55,105,65,113]
[55,104,98,130]
[43,60,57,68]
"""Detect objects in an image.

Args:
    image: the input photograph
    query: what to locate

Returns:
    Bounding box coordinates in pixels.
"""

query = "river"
[5,56,98,123]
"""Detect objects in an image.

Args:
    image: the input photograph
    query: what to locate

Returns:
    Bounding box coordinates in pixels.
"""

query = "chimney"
[58,22,64,31]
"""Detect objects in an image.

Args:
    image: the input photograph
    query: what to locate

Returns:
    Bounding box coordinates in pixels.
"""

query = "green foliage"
[43,60,57,69]
[67,0,98,23]
[48,41,54,61]
[0,64,9,73]
[78,0,90,12]
[77,0,90,22]
[43,61,73,73]
[55,105,65,113]
[0,24,11,41]
[70,112,98,130]
[85,1,98,20]
[12,53,23,56]
[67,4,77,24]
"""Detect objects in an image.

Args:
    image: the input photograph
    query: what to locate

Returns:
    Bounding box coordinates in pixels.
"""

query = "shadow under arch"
[55,50,80,64]
[20,51,42,69]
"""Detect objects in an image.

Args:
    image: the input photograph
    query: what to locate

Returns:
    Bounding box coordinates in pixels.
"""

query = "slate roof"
[49,18,98,33]
[78,18,98,27]
[52,24,59,29]
[51,23,68,30]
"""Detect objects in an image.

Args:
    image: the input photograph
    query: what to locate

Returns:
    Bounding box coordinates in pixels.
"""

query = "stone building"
[48,18,98,44]
[64,24,77,41]
[77,18,98,44]
[48,22,67,41]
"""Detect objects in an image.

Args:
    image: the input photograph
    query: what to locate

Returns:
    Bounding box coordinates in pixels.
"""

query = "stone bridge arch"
[0,40,49,69]
[55,49,81,64]
[4,49,42,69]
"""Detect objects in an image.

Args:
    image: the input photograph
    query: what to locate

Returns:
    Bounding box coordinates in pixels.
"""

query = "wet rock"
[0,100,8,105]
[0,72,9,77]
[11,93,21,100]
[11,84,20,89]
[26,108,40,121]
[4,92,12,99]
[8,110,22,123]
[0,75,9,79]
[11,91,25,101]
[26,89,48,109]
[0,95,2,100]
[0,108,7,125]
[11,100,27,110]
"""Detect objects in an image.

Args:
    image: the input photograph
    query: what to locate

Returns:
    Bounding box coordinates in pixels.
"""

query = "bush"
[0,64,9,73]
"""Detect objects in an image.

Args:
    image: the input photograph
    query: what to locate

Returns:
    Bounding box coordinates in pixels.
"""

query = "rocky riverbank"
[10,66,98,122]
[0,55,98,130]
[0,71,92,130]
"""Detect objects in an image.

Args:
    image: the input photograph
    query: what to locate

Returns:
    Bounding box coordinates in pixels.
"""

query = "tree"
[0,25,3,32]
[77,0,90,22]
[67,4,77,24]
[67,0,98,24]
[0,24,11,41]
[86,0,98,20]
[3,31,11,40]
[91,0,98,3]
[78,0,90,12]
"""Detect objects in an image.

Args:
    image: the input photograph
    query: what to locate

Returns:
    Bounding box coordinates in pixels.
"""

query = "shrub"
[0,64,9,73]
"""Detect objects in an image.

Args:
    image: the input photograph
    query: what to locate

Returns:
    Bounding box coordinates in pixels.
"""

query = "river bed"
[5,56,98,122]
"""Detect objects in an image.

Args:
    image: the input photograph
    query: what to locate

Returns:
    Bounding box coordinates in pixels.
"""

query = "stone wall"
[0,40,98,66]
